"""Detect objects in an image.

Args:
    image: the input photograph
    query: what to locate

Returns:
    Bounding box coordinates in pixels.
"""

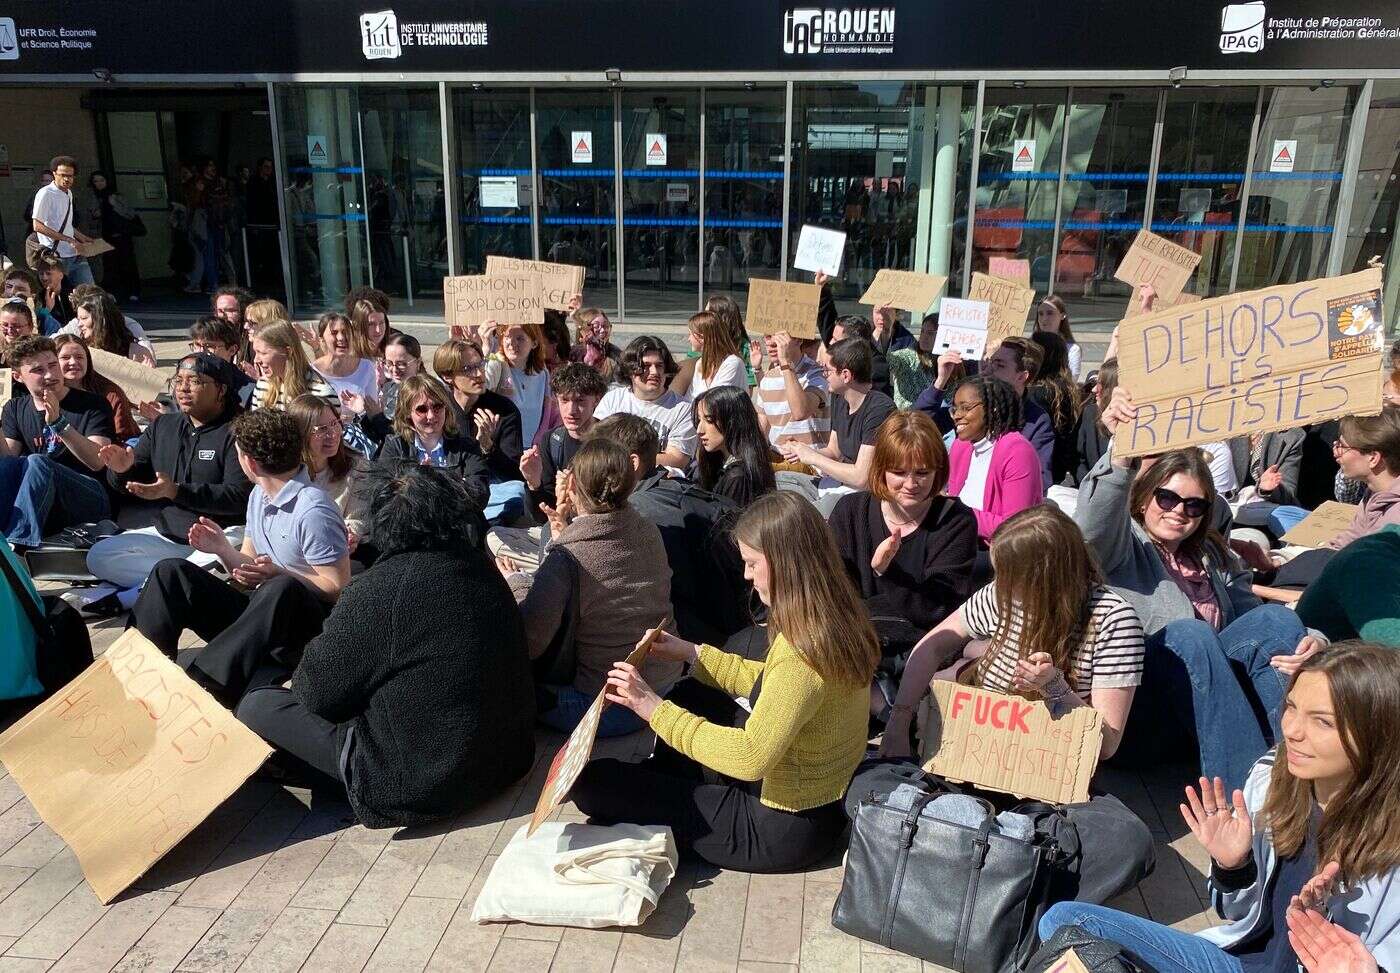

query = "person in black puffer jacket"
[234,463,536,828]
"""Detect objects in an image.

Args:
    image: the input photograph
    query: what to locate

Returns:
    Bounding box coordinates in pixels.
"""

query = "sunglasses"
[412,402,446,416]
[1152,487,1209,519]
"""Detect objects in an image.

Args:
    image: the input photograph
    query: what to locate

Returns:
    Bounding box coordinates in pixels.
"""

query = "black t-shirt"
[831,389,897,463]
[2,386,116,478]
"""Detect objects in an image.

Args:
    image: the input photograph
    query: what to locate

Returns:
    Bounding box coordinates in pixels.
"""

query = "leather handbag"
[833,776,1068,972]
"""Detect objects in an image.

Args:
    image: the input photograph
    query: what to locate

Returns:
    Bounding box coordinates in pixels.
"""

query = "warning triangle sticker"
[309,141,326,161]
[1016,146,1032,160]
[650,140,663,153]
[1275,146,1291,160]
[575,137,588,152]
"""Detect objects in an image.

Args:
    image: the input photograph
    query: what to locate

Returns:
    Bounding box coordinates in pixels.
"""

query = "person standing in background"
[30,156,96,286]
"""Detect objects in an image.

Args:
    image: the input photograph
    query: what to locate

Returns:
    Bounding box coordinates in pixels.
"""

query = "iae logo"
[1219,2,1266,53]
[783,8,823,53]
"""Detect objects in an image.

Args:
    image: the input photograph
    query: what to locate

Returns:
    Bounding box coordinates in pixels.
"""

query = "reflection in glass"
[1152,87,1257,299]
[536,90,618,314]
[621,91,700,319]
[1341,81,1400,332]
[453,88,532,276]
[704,88,786,306]
[790,83,923,316]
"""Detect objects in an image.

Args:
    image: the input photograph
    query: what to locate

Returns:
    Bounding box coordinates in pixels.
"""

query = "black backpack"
[0,544,92,726]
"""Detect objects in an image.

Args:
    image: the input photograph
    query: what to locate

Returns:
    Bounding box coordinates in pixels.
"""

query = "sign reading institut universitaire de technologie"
[0,0,1397,74]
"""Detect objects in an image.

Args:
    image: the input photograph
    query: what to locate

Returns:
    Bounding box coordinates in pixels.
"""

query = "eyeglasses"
[458,362,485,375]
[188,341,230,353]
[172,378,212,391]
[311,420,342,436]
[948,401,984,418]
[1333,439,1360,455]
[1152,487,1209,519]
[412,402,446,416]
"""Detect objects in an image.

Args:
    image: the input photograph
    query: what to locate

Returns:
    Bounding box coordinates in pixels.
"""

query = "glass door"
[1152,87,1258,299]
[535,90,618,315]
[453,87,533,275]
[1053,89,1158,324]
[973,88,1068,294]
[702,88,786,306]
[621,90,701,320]
[357,87,445,308]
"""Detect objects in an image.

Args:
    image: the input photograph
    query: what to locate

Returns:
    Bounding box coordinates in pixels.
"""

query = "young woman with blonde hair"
[485,320,555,447]
[1042,642,1400,972]
[568,306,621,383]
[671,310,746,400]
[241,298,291,365]
[311,311,379,404]
[250,320,337,412]
[572,490,881,872]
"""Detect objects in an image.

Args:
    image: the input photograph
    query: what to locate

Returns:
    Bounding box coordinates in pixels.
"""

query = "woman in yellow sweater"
[572,491,880,872]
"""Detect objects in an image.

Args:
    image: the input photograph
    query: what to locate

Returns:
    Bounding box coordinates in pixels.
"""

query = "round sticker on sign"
[1326,289,1384,361]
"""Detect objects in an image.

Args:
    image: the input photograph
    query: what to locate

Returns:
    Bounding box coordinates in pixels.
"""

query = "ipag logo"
[360,9,402,60]
[1220,1,1266,53]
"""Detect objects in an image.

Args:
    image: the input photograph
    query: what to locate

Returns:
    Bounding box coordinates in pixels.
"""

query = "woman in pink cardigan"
[945,375,1043,542]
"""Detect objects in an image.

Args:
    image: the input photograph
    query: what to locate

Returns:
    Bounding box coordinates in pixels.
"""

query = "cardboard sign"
[1115,267,1385,459]
[745,278,822,339]
[485,256,585,312]
[988,257,1031,288]
[571,131,593,164]
[0,631,272,903]
[969,271,1036,350]
[529,619,668,836]
[1127,284,1204,319]
[90,347,171,404]
[0,368,11,412]
[794,225,846,276]
[1046,948,1092,973]
[919,681,1102,805]
[859,269,947,314]
[444,274,545,332]
[933,298,990,360]
[76,238,115,258]
[1282,501,1360,549]
[1113,229,1202,303]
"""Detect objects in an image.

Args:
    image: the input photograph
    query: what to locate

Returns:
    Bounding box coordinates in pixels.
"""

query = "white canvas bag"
[471,822,678,928]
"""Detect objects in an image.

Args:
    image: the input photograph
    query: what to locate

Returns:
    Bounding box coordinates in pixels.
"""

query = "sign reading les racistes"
[1115,267,1386,460]
[1113,229,1202,303]
[969,271,1036,350]
[745,278,822,339]
[0,631,272,903]
[485,255,585,312]
[443,274,545,333]
[919,681,1102,805]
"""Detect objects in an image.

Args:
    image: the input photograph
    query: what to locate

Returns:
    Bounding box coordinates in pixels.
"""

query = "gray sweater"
[1074,452,1259,637]
[509,505,681,698]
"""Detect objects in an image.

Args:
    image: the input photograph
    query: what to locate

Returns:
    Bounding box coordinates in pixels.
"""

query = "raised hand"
[748,339,764,372]
[773,331,799,367]
[473,409,501,453]
[98,443,135,473]
[871,529,903,576]
[1180,776,1253,870]
[1287,897,1378,973]
[1101,386,1137,438]
[935,350,963,387]
[126,473,177,501]
[137,400,167,421]
[519,445,542,489]
[36,387,61,424]
[187,516,234,557]
[1291,861,1341,917]
[814,270,829,288]
[1259,464,1284,493]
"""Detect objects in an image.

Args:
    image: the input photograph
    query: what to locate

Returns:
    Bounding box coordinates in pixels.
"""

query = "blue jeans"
[485,479,528,525]
[1,455,111,548]
[539,685,645,738]
[1144,604,1302,791]
[1039,902,1242,973]
[60,255,94,287]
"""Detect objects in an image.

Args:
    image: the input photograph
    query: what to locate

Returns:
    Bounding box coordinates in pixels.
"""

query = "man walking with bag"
[29,156,96,286]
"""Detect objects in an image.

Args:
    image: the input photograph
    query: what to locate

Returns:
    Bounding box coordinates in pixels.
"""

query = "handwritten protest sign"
[745,279,822,339]
[933,298,991,360]
[0,369,11,412]
[76,238,115,259]
[969,271,1036,350]
[444,274,545,334]
[1115,267,1385,459]
[485,256,585,311]
[918,681,1102,805]
[793,225,846,277]
[529,619,669,836]
[859,270,947,314]
[90,347,171,404]
[1113,230,1202,302]
[1282,501,1360,549]
[989,257,1031,288]
[0,631,272,903]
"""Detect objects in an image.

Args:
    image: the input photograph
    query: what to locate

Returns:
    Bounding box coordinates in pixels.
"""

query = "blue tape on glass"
[293,213,368,223]
[460,215,532,225]
[542,215,614,226]
[288,166,365,175]
[705,170,784,181]
[540,169,615,179]
[461,167,532,177]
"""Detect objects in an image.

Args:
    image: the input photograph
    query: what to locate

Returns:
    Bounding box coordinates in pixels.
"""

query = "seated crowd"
[3,277,1398,972]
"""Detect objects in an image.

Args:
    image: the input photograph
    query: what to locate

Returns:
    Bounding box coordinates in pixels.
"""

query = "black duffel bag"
[834,758,1074,973]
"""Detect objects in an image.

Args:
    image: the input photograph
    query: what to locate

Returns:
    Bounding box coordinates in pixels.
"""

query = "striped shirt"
[252,368,339,412]
[755,358,829,448]
[961,583,1145,694]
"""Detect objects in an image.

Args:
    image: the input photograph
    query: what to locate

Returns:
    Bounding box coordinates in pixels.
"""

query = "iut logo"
[359,9,402,59]
[1220,2,1266,53]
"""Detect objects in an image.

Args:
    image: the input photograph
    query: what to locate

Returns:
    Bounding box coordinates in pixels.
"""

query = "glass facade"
[265,81,1400,329]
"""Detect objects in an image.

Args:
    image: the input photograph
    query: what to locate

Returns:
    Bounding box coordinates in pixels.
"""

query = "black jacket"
[293,549,536,828]
[448,390,523,484]
[108,406,252,540]
[374,433,491,514]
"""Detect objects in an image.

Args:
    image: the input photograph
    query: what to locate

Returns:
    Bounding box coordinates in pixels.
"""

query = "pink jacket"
[946,431,1043,541]
[1326,485,1400,550]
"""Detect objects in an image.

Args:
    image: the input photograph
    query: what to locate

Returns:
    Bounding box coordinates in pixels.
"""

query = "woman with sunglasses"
[432,338,527,526]
[1076,387,1322,792]
[372,374,490,530]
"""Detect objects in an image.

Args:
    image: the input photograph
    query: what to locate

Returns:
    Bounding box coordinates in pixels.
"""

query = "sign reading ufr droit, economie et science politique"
[1115,266,1385,459]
